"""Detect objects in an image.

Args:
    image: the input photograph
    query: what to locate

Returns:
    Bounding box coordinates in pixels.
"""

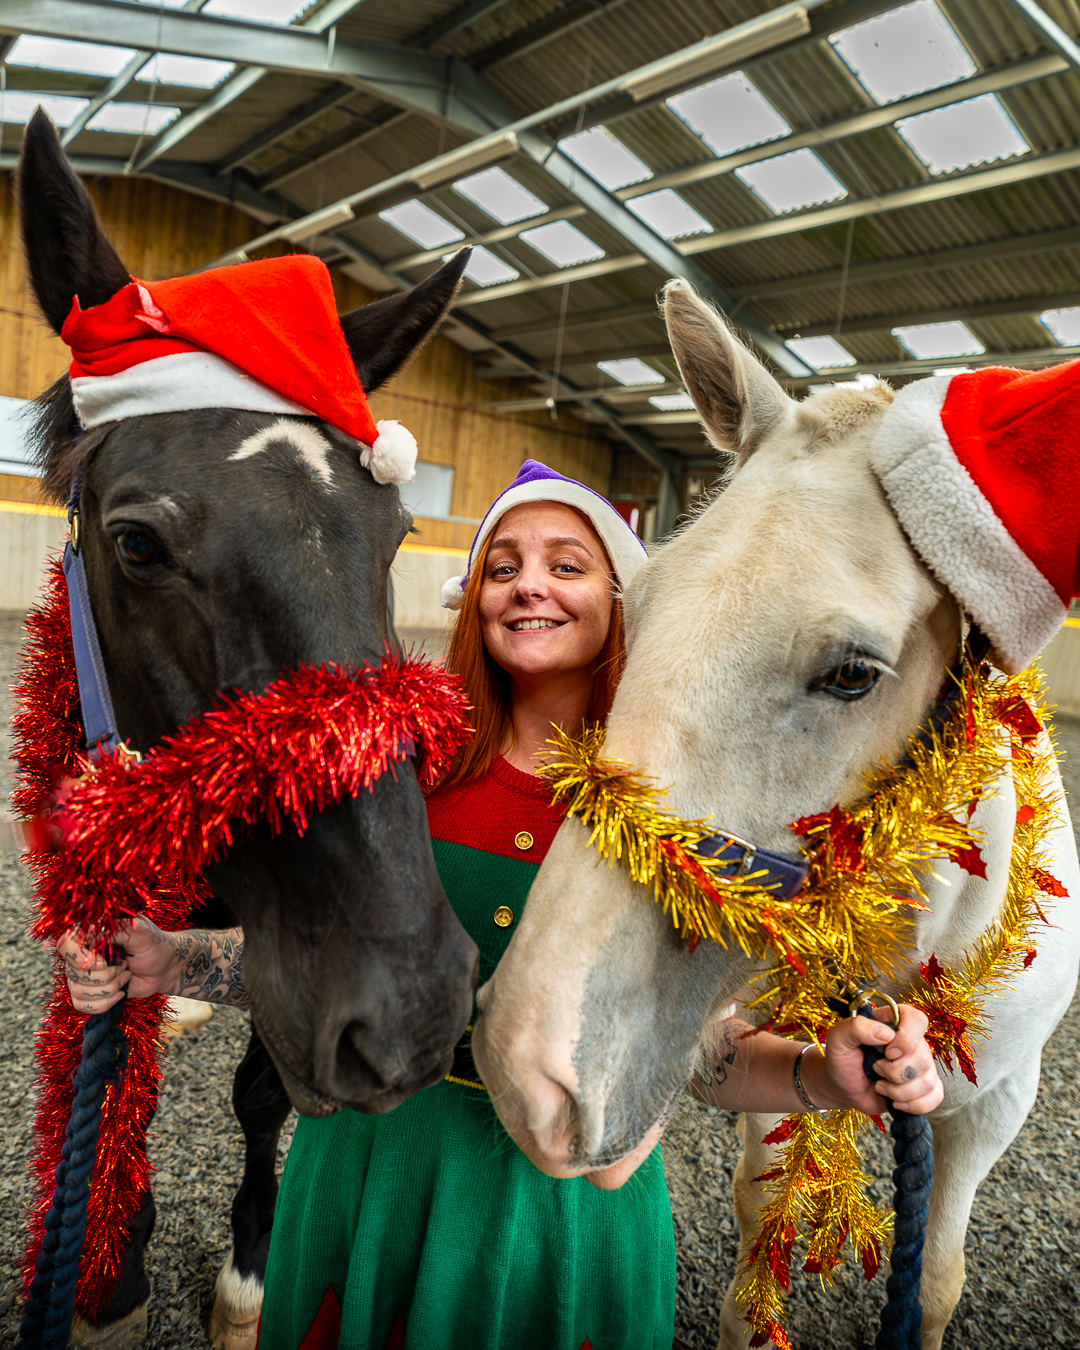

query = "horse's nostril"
[331,1022,405,1096]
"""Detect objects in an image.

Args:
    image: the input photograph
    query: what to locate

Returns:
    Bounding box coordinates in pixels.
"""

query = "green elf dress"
[256,755,676,1350]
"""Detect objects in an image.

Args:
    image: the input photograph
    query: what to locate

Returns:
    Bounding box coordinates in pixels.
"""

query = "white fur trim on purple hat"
[440,458,648,610]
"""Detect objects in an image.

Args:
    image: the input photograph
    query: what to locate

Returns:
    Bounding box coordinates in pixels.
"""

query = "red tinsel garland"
[13,559,472,1317]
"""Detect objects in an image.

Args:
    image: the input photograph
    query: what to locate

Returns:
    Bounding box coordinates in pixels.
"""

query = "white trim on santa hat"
[71,351,310,427]
[870,376,1065,673]
[441,474,648,610]
[71,350,418,487]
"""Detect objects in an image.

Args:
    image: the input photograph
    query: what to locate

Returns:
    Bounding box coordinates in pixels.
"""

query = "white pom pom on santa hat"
[359,419,418,486]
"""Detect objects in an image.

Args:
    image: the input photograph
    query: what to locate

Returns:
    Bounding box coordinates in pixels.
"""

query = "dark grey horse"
[18,110,479,1347]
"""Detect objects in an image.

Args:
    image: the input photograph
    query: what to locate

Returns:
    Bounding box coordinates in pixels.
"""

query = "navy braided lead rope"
[17,996,128,1350]
[826,996,934,1350]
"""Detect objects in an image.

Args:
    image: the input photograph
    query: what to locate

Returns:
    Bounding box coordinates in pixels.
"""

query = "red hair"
[433,527,626,791]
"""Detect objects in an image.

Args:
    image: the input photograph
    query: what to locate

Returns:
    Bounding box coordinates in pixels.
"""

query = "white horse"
[471,282,1080,1349]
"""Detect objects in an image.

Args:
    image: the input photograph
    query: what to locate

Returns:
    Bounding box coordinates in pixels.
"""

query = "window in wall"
[0,396,34,476]
[399,462,455,520]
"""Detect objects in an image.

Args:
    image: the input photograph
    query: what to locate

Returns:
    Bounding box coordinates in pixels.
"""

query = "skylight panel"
[203,0,311,21]
[649,392,696,410]
[736,149,846,214]
[626,190,711,239]
[380,200,464,250]
[785,336,856,369]
[519,221,604,268]
[453,167,546,225]
[137,54,236,88]
[1041,307,1080,344]
[897,94,1028,174]
[598,359,665,386]
[559,127,652,191]
[893,321,985,359]
[445,246,519,288]
[667,72,790,158]
[7,35,136,78]
[87,103,181,136]
[0,92,89,129]
[830,1,974,105]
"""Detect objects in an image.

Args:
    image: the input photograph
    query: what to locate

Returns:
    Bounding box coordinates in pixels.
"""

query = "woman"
[63,459,943,1350]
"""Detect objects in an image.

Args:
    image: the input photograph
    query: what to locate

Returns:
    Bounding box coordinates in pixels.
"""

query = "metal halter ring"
[849,988,900,1031]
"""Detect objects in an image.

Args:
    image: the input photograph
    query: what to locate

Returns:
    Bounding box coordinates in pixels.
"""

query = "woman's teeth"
[512,618,560,631]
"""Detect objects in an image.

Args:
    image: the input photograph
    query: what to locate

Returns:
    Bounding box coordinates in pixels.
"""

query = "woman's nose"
[512,565,550,600]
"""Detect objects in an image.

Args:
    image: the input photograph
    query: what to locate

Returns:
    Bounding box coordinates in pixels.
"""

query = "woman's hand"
[58,916,184,1014]
[803,1003,944,1116]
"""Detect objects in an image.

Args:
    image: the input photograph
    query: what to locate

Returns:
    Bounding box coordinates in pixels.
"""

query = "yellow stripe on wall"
[0,498,65,518]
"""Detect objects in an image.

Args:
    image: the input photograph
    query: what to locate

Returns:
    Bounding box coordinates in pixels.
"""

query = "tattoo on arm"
[168,927,249,1007]
[697,1017,753,1092]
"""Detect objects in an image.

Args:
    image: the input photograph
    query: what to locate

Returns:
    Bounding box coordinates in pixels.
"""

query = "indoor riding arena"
[2,1,1080,1348]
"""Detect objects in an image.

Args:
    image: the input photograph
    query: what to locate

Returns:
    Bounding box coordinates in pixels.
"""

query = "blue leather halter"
[693,830,809,899]
[64,478,120,761]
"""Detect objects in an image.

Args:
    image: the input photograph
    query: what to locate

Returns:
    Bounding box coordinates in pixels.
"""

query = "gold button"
[514,831,534,851]
[493,906,514,928]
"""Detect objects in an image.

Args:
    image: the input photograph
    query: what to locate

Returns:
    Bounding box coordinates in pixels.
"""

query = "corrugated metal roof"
[4,0,1080,467]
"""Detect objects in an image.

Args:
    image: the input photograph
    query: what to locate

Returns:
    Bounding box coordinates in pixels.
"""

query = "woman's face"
[479,502,614,683]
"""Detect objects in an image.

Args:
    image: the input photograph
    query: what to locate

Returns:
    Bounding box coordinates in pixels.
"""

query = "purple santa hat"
[440,459,649,610]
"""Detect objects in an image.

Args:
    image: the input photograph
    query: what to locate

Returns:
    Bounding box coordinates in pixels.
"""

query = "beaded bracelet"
[793,1043,829,1114]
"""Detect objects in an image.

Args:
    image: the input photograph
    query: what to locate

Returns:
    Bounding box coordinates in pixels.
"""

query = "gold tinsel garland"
[542,658,1066,1350]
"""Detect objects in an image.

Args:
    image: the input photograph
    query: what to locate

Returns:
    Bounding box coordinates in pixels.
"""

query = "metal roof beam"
[1002,0,1080,76]
[732,224,1080,302]
[779,289,1080,340]
[214,81,356,176]
[679,146,1080,257]
[414,0,518,49]
[258,109,410,189]
[783,343,1080,387]
[479,341,674,381]
[490,302,659,342]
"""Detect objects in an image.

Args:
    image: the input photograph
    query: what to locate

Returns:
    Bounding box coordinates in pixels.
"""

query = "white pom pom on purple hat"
[440,574,467,610]
[360,419,418,486]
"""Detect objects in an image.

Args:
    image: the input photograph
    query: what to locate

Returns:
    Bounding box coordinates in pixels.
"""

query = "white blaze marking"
[228,419,334,485]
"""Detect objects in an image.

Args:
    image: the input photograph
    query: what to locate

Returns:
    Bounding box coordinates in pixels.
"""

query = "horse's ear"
[17,108,131,335]
[661,280,792,464]
[340,249,470,394]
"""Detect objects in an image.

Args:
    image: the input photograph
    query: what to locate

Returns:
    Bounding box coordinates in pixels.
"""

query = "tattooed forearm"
[165,927,249,1007]
[690,1017,755,1103]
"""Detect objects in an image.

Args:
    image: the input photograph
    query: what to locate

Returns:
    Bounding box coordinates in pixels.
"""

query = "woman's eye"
[117,530,166,567]
[819,660,881,701]
[553,560,583,575]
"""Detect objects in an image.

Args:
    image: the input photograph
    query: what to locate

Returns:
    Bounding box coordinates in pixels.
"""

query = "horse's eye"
[117,530,165,567]
[820,660,881,701]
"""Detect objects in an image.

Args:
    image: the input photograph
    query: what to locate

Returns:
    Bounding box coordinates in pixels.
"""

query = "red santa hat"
[870,361,1080,673]
[59,254,417,486]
